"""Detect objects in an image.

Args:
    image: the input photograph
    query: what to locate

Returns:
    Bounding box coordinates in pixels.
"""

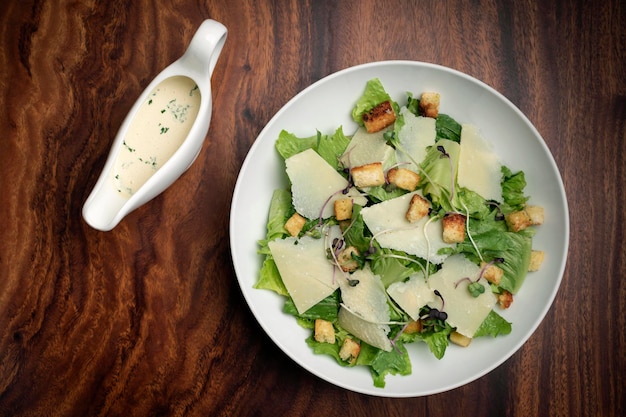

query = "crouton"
[284,212,306,237]
[420,92,440,118]
[351,162,386,188]
[314,319,335,344]
[403,320,423,334]
[334,198,353,221]
[339,338,361,364]
[406,194,430,223]
[442,212,466,243]
[336,246,360,272]
[362,100,396,133]
[450,331,472,347]
[387,167,420,191]
[480,261,504,285]
[497,290,513,309]
[505,209,532,232]
[528,250,545,272]
[525,205,545,225]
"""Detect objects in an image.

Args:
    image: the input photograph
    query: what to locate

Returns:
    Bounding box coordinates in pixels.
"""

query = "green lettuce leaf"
[255,257,288,296]
[474,310,512,338]
[258,188,293,254]
[456,229,532,294]
[351,78,394,126]
[419,139,460,210]
[435,114,462,143]
[341,205,370,253]
[317,126,351,170]
[357,341,412,388]
[501,166,529,212]
[284,291,339,322]
[369,247,427,288]
[275,130,318,160]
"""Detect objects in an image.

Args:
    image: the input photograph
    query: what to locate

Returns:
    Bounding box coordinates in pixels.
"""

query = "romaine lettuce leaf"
[435,114,462,143]
[275,130,318,160]
[341,205,370,253]
[284,291,339,322]
[419,139,460,210]
[357,340,412,388]
[501,165,529,212]
[255,257,289,296]
[369,247,427,288]
[351,78,394,126]
[317,126,351,170]
[474,310,512,338]
[258,188,293,254]
[455,229,532,294]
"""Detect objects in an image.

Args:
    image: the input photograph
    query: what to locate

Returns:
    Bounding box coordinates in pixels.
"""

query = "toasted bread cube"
[339,338,361,364]
[528,250,545,272]
[403,320,423,334]
[420,92,440,118]
[442,212,466,243]
[284,212,306,237]
[387,168,420,191]
[362,101,396,133]
[505,210,532,232]
[314,319,335,344]
[406,194,430,223]
[450,331,472,347]
[525,205,545,225]
[337,246,360,272]
[480,261,504,285]
[334,198,353,221]
[497,290,513,309]
[351,162,386,188]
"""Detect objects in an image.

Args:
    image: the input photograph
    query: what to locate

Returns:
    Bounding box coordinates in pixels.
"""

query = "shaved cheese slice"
[338,308,392,352]
[337,266,392,351]
[268,235,338,314]
[427,254,496,337]
[286,149,367,219]
[387,273,435,321]
[395,108,436,169]
[340,126,395,169]
[457,124,502,201]
[360,191,454,264]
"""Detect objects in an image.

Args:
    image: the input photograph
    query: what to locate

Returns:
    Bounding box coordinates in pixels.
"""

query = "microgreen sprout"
[454,257,505,297]
[454,275,485,297]
[460,199,483,263]
[478,257,505,280]
[467,281,486,297]
[487,201,505,221]
[418,303,448,333]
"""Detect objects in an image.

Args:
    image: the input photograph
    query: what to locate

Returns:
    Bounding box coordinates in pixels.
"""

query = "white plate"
[229,61,569,397]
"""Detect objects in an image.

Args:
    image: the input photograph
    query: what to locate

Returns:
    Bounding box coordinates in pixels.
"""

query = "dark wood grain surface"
[1,0,624,416]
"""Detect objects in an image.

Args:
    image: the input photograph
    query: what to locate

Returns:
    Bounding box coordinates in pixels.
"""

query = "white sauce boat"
[82,19,227,231]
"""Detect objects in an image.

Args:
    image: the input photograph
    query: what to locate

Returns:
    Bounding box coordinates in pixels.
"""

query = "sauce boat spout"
[82,20,227,231]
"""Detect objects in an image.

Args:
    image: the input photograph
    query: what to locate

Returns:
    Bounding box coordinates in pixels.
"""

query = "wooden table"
[1,1,624,416]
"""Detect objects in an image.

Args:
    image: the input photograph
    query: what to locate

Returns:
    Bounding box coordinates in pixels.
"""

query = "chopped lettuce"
[501,166,529,212]
[419,139,461,210]
[351,78,396,125]
[474,310,512,338]
[275,130,318,160]
[317,127,351,170]
[435,114,462,143]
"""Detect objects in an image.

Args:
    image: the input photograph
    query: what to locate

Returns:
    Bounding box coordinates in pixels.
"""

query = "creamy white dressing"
[112,76,201,197]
